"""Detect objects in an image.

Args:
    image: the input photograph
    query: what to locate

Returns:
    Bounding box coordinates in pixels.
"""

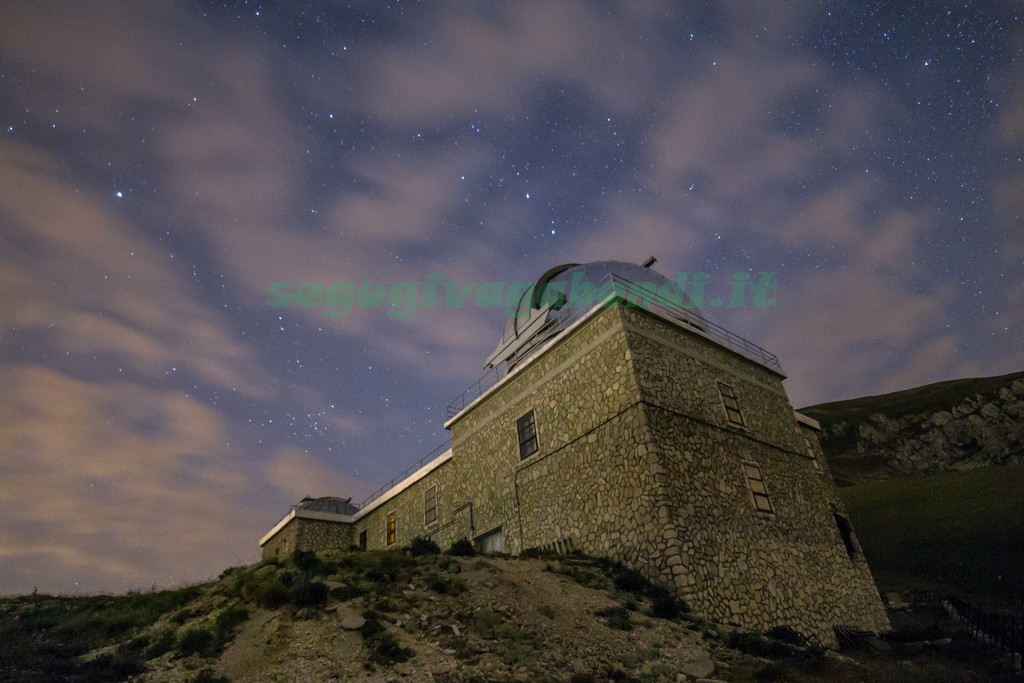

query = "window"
[358,530,367,551]
[743,463,773,513]
[424,485,437,526]
[803,434,821,470]
[517,410,539,459]
[718,381,745,427]
[386,512,396,546]
[834,513,862,558]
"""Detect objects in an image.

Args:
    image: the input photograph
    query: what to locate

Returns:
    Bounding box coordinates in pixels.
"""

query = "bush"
[448,538,477,556]
[612,567,648,594]
[425,571,466,596]
[409,536,440,556]
[727,631,797,658]
[766,625,807,646]
[649,586,687,620]
[177,627,216,658]
[595,606,632,631]
[291,550,323,575]
[215,606,249,638]
[364,631,414,666]
[291,580,328,609]
[256,581,290,609]
[82,650,146,679]
[470,607,505,638]
[144,628,176,659]
[358,611,386,639]
[192,669,231,683]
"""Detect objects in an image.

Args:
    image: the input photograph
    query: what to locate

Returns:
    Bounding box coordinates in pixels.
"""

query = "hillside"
[2,548,1019,683]
[801,371,1024,486]
[839,464,1024,608]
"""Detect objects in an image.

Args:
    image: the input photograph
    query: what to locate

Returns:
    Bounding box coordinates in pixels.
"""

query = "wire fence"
[910,590,1023,669]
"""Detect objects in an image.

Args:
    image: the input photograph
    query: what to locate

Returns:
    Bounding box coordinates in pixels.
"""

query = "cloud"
[0,141,269,397]
[0,365,367,595]
[336,0,675,124]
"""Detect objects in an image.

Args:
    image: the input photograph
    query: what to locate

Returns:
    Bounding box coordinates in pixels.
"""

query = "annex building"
[260,260,889,644]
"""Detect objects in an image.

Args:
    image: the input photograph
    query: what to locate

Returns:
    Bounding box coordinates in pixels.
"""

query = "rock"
[885,592,908,610]
[337,604,365,630]
[680,654,715,679]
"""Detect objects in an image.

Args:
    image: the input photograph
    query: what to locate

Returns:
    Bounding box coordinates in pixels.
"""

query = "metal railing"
[357,440,451,509]
[446,272,782,419]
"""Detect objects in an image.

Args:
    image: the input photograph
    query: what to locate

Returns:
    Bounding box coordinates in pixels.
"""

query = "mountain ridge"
[801,370,1024,486]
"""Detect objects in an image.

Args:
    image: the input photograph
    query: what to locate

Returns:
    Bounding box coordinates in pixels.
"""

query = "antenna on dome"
[642,256,657,268]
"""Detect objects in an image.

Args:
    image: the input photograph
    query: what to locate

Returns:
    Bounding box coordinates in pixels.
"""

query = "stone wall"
[261,515,354,560]
[261,518,300,559]
[620,307,889,642]
[260,301,889,644]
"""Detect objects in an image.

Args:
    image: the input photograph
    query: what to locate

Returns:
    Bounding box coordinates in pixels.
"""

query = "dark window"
[517,410,539,459]
[386,512,396,546]
[358,530,367,551]
[743,463,773,513]
[424,485,437,525]
[834,513,862,558]
[718,381,745,427]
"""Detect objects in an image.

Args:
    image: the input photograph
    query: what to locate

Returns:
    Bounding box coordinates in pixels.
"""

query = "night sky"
[1,1,1021,596]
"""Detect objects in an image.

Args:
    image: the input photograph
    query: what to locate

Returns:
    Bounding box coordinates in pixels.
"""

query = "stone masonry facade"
[260,300,890,645]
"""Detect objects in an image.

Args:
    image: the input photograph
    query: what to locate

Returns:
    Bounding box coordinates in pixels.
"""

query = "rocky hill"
[3,547,1020,683]
[801,371,1024,486]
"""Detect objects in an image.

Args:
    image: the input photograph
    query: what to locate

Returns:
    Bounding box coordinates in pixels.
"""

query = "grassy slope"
[840,464,1024,608]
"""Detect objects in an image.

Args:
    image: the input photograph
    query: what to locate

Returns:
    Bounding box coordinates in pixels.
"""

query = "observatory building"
[260,260,889,644]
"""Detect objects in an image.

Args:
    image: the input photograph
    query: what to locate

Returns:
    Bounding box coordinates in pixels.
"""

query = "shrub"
[291,580,328,609]
[218,565,244,580]
[409,536,440,556]
[177,627,216,658]
[754,664,785,682]
[82,650,146,679]
[191,669,231,683]
[215,606,249,638]
[595,606,632,631]
[727,631,797,658]
[766,625,807,646]
[359,610,386,639]
[448,538,477,556]
[364,631,414,666]
[291,550,324,575]
[612,567,648,594]
[144,628,177,659]
[425,571,466,596]
[470,607,505,638]
[256,580,290,609]
[649,587,687,620]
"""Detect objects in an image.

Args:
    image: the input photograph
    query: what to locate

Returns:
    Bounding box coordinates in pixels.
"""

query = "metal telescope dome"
[485,259,704,371]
